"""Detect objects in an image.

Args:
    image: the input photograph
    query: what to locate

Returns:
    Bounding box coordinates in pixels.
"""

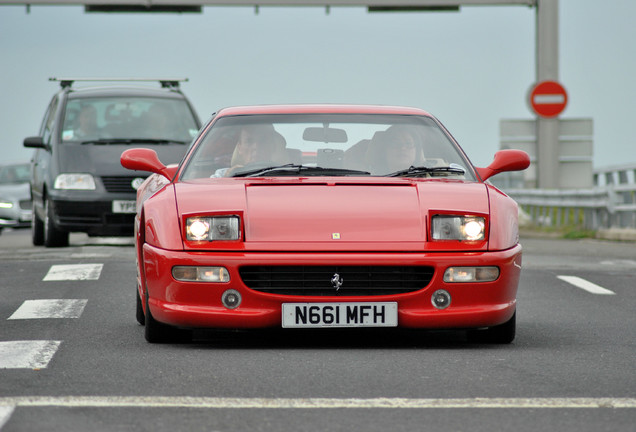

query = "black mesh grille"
[239,265,434,296]
[101,176,146,193]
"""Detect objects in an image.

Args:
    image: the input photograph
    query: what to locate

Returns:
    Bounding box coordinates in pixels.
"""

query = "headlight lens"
[0,201,13,209]
[186,216,240,241]
[431,215,486,241]
[54,174,96,190]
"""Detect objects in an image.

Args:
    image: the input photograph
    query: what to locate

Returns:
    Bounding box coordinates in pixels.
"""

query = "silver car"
[0,163,32,234]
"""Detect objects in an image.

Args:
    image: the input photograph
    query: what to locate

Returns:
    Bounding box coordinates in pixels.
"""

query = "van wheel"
[44,198,69,247]
[32,201,44,246]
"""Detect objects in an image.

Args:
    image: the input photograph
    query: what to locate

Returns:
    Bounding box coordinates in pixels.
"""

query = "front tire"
[44,198,69,247]
[467,311,516,344]
[32,201,44,246]
[144,292,192,343]
[136,289,145,326]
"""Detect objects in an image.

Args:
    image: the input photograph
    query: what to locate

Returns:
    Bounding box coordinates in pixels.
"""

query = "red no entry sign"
[529,81,568,118]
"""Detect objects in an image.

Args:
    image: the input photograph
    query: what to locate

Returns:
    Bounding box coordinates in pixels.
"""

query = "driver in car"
[213,124,288,177]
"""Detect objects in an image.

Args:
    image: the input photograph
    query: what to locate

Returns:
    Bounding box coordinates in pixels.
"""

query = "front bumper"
[0,200,32,229]
[49,197,135,236]
[142,244,523,331]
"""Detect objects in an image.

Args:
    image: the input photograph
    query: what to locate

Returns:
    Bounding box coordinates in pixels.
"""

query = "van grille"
[101,176,146,193]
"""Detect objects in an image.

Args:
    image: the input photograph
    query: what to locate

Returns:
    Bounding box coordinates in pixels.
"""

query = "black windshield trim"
[231,164,371,178]
[386,165,466,178]
[79,138,187,145]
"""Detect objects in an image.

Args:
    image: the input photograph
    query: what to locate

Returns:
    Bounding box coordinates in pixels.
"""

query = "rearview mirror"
[303,126,348,143]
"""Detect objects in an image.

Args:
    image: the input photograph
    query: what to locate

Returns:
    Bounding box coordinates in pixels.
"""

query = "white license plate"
[282,302,398,328]
[112,200,137,214]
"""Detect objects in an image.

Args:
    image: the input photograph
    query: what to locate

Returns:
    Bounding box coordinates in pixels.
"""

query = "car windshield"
[61,96,199,144]
[0,163,31,184]
[180,113,475,180]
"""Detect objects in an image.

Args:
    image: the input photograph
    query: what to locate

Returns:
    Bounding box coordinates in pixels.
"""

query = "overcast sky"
[1,0,634,168]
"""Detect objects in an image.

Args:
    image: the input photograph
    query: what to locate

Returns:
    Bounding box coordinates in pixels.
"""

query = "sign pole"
[535,0,560,189]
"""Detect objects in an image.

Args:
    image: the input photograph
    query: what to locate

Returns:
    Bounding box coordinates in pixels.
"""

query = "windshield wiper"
[80,138,186,145]
[231,164,371,178]
[386,164,466,178]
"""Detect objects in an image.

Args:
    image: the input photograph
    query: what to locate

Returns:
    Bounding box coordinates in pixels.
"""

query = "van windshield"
[61,97,199,144]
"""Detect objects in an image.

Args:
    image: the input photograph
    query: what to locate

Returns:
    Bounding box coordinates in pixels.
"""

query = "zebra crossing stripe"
[43,264,103,281]
[0,341,61,369]
[0,406,14,429]
[8,300,88,320]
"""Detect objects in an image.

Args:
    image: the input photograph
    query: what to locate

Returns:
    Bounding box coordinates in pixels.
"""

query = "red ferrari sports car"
[121,105,529,343]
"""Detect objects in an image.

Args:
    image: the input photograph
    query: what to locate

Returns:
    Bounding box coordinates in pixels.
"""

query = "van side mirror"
[23,136,47,149]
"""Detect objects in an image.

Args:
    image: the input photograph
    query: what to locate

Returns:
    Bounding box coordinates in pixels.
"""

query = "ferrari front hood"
[175,179,490,247]
[245,183,425,242]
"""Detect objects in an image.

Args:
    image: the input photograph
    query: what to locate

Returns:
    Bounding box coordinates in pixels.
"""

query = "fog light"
[443,266,499,283]
[172,266,230,282]
[221,289,242,309]
[431,290,451,309]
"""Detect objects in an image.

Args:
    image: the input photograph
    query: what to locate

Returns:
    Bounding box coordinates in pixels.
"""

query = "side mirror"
[475,149,530,182]
[23,136,47,149]
[120,148,178,180]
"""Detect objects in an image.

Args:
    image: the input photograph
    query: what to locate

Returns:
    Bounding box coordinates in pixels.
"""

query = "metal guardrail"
[497,163,636,230]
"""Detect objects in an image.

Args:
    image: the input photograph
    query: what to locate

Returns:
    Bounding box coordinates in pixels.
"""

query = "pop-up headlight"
[186,216,240,241]
[431,215,486,241]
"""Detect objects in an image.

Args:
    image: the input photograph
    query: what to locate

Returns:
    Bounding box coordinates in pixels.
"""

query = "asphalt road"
[0,229,634,431]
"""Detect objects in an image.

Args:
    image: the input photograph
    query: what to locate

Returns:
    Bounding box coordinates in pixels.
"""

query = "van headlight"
[186,216,241,241]
[431,215,486,241]
[54,174,96,190]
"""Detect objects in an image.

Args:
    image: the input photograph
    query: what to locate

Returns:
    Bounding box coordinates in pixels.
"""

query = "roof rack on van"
[48,77,189,89]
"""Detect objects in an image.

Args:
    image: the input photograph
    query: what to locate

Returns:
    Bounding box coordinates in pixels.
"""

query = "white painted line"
[557,275,616,295]
[0,341,61,369]
[600,259,636,268]
[0,406,14,429]
[70,253,112,259]
[533,94,565,104]
[0,396,634,409]
[43,264,103,281]
[8,299,88,320]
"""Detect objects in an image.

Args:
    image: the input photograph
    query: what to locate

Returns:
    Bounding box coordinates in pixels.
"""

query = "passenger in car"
[141,104,176,139]
[74,105,99,139]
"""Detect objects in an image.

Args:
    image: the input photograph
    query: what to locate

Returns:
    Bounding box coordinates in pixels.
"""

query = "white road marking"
[0,341,61,369]
[8,299,88,320]
[557,275,616,295]
[600,259,636,268]
[43,264,103,281]
[0,396,634,409]
[0,406,14,429]
[70,253,112,259]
